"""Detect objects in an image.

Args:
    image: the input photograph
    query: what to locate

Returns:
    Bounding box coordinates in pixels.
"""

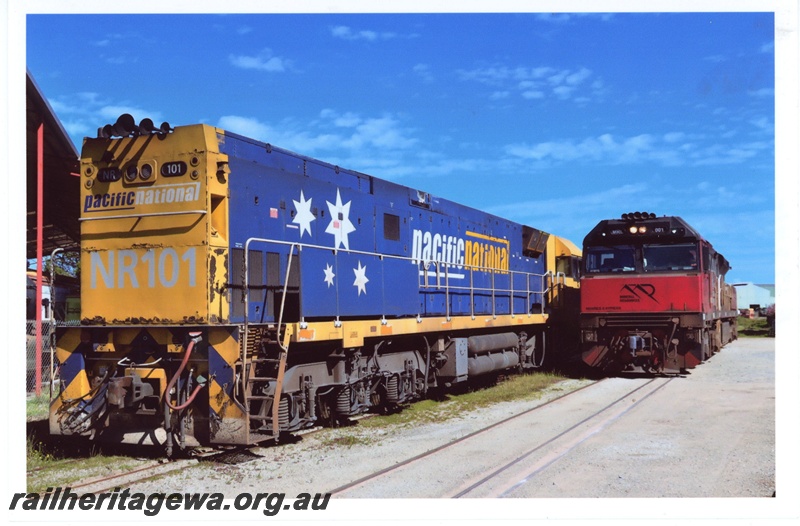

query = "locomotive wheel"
[316,393,340,428]
[370,385,391,415]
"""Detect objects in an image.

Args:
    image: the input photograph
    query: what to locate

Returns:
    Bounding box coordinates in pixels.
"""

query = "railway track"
[48,405,400,495]
[47,376,676,497]
[330,376,674,497]
[64,458,200,495]
[451,376,674,498]
[58,380,600,495]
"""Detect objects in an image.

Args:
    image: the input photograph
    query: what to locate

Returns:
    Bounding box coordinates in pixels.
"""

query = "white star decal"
[292,190,315,238]
[325,189,356,250]
[323,264,335,288]
[353,261,369,296]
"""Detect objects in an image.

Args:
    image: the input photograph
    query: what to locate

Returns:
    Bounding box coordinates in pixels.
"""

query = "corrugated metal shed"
[732,282,775,310]
[26,70,80,259]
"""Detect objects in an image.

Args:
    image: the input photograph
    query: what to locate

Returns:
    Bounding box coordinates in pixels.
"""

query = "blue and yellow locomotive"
[50,115,580,454]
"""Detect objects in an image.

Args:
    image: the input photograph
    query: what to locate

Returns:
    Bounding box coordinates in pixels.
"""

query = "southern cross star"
[353,261,369,296]
[323,263,335,288]
[292,190,315,238]
[325,189,356,250]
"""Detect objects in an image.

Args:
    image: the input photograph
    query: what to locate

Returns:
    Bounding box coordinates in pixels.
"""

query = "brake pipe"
[165,332,205,411]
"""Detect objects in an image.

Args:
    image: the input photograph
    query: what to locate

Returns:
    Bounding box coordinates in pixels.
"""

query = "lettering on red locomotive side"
[619,284,658,303]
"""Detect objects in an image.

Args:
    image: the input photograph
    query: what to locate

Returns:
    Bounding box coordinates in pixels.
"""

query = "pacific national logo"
[411,228,509,276]
[84,182,201,213]
[619,284,658,303]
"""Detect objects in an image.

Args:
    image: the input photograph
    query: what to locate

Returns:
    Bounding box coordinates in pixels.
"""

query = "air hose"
[165,332,205,411]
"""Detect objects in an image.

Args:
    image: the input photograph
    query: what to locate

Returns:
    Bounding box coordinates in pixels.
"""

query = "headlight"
[140,163,153,181]
[125,165,138,182]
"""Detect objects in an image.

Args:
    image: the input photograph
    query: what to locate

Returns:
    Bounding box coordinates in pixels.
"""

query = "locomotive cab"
[579,212,737,374]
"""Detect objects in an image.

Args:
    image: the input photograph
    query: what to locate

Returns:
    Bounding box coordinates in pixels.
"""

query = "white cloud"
[565,67,592,86]
[748,88,774,98]
[547,70,569,86]
[330,25,400,41]
[552,85,575,99]
[749,116,773,134]
[521,90,545,99]
[229,49,288,72]
[343,115,417,150]
[60,120,93,141]
[217,115,274,141]
[459,64,598,102]
[99,106,164,124]
[691,141,772,166]
[504,131,771,168]
[44,91,166,147]
[535,13,615,24]
[218,111,417,161]
[413,63,434,83]
[506,133,656,164]
[535,13,574,24]
[663,132,686,143]
[320,109,361,128]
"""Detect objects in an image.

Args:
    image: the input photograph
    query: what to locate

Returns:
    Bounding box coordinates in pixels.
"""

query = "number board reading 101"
[161,161,187,177]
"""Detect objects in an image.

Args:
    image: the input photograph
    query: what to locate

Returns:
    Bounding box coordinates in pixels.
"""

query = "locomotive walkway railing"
[241,237,550,331]
[240,236,551,435]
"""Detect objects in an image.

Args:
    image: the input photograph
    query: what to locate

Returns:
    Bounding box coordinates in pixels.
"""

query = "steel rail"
[452,376,674,498]
[327,378,605,496]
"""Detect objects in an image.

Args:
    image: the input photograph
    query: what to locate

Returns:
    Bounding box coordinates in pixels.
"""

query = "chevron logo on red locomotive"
[619,283,659,303]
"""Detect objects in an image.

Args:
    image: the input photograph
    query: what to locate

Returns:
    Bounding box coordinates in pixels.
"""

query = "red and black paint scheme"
[580,212,737,374]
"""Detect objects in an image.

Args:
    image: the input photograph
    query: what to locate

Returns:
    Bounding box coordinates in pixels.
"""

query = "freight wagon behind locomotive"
[580,213,737,374]
[50,115,581,454]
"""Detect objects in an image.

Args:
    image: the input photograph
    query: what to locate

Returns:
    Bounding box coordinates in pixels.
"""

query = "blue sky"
[25,10,777,284]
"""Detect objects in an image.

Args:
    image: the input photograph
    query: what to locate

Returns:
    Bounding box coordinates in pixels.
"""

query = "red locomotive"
[580,212,737,373]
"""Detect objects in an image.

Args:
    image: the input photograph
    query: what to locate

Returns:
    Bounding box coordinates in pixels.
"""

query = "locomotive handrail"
[46,246,83,400]
[79,209,207,221]
[242,236,549,336]
[422,260,547,318]
[269,245,297,438]
[241,238,300,416]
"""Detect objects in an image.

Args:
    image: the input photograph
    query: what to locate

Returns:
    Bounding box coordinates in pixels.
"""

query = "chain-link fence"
[26,320,55,394]
[26,320,81,394]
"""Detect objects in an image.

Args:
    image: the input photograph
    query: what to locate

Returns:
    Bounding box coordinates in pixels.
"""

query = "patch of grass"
[27,435,56,472]
[319,434,378,448]
[738,316,774,337]
[25,419,163,494]
[26,394,51,422]
[26,442,144,494]
[359,371,567,430]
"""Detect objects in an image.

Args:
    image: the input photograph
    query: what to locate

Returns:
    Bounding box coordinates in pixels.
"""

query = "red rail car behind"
[580,212,737,373]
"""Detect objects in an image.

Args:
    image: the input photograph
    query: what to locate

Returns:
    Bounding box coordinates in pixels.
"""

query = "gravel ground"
[503,337,775,498]
[87,338,775,512]
[36,338,783,524]
[127,377,596,496]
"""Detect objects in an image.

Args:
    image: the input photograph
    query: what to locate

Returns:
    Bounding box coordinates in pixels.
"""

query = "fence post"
[35,122,44,397]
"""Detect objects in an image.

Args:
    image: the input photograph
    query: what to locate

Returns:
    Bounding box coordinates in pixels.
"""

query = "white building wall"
[733,283,774,310]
